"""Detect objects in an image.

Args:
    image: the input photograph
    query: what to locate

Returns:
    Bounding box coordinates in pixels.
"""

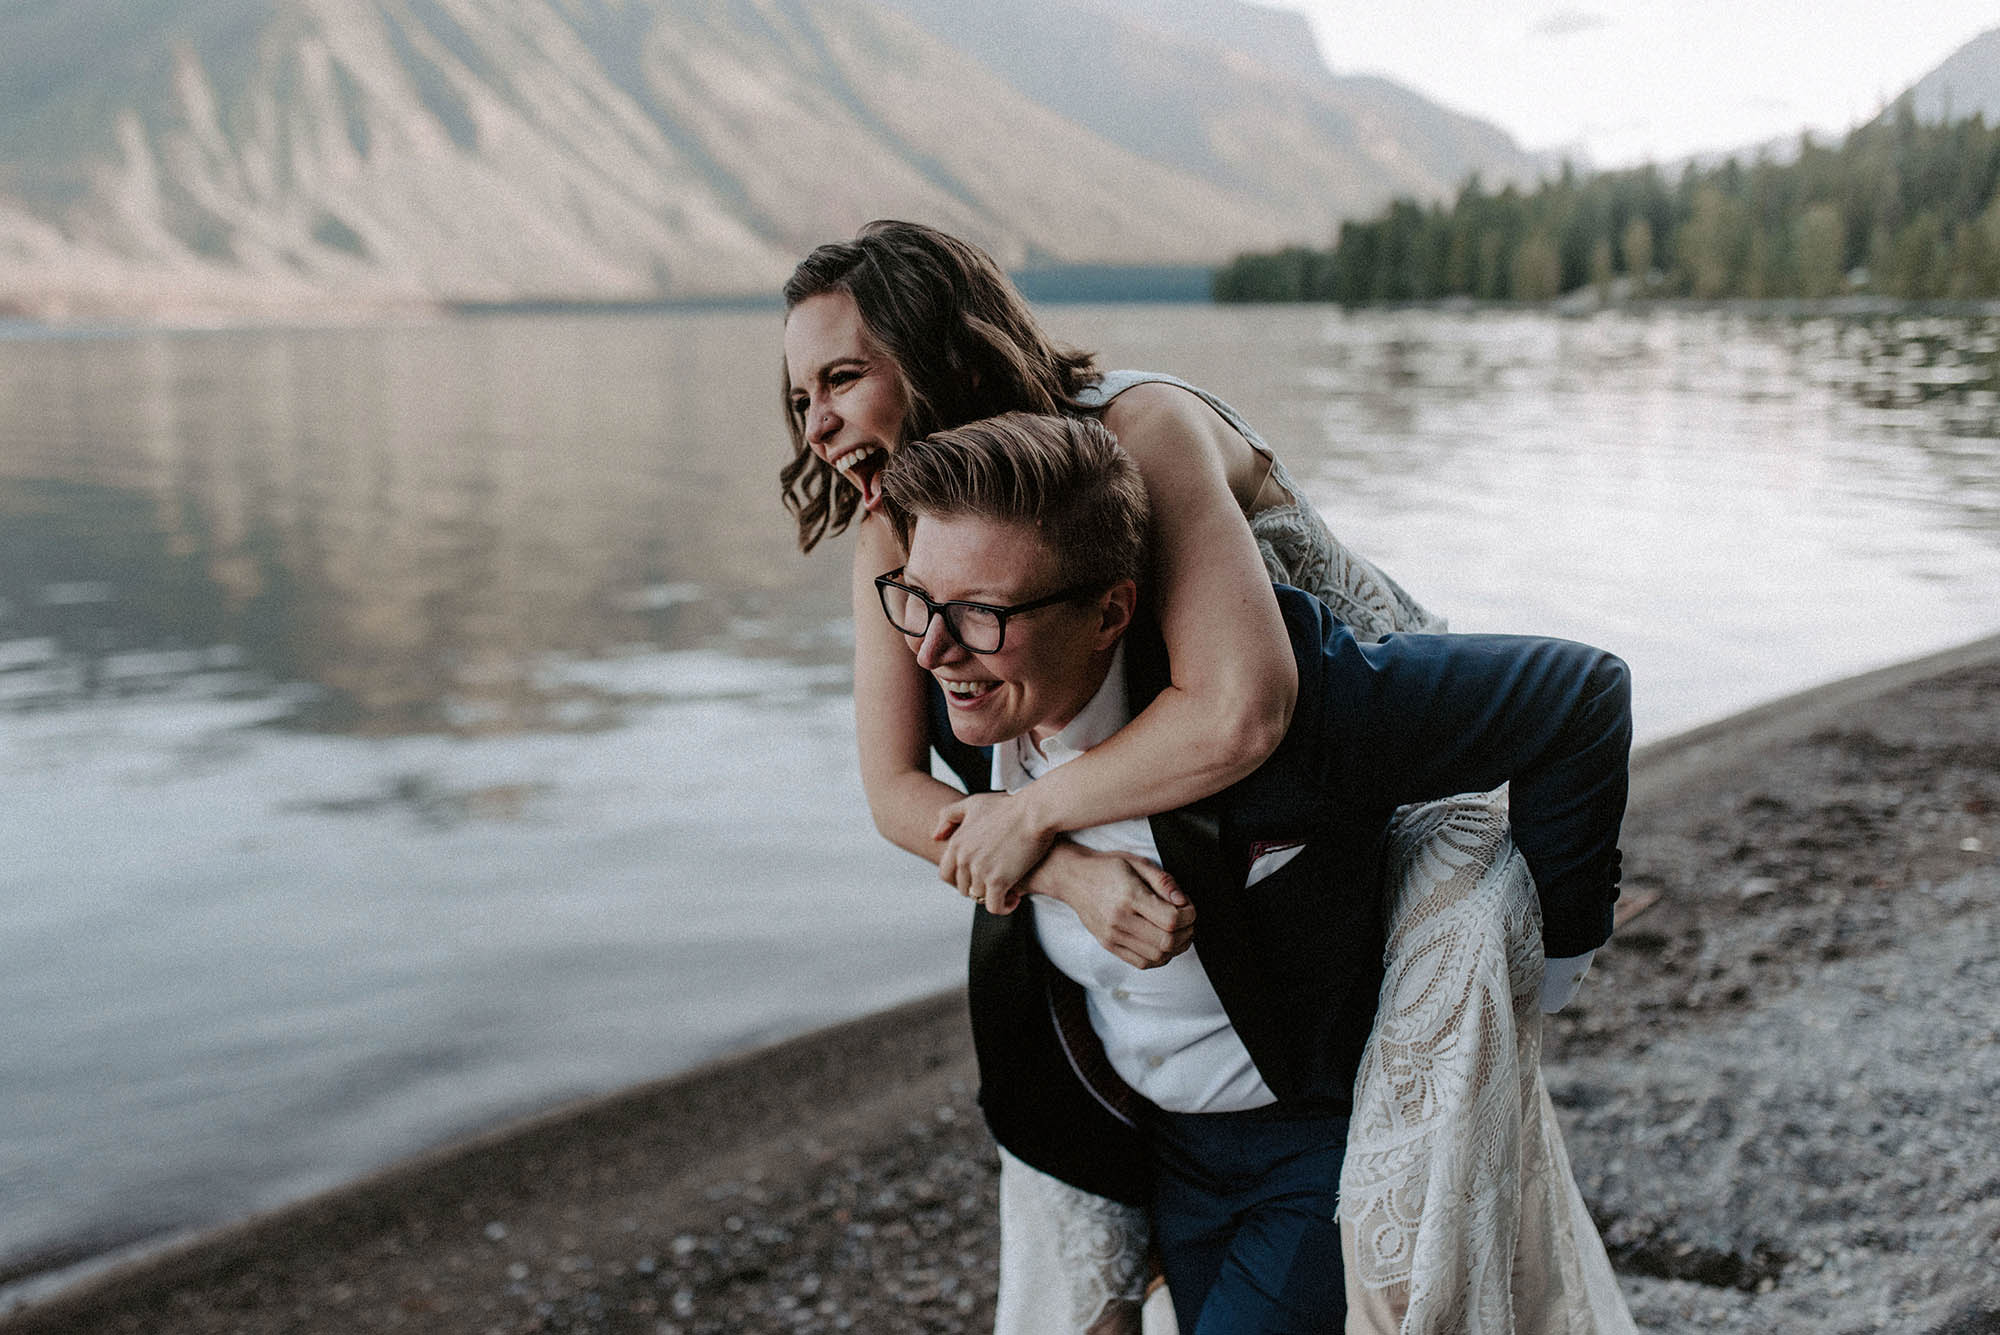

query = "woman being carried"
[779,219,1632,1334]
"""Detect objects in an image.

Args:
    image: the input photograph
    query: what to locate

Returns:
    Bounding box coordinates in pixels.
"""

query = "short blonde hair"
[880,412,1149,592]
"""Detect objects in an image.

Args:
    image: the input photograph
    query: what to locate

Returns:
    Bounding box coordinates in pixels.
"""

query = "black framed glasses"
[874,568,1096,653]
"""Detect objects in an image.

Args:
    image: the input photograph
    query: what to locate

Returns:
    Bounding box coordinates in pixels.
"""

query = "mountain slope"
[877,0,1545,226]
[1908,25,2000,124]
[0,0,1546,316]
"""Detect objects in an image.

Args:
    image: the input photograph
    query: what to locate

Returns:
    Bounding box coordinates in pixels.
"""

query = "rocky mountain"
[1908,25,2000,125]
[0,0,1550,318]
[878,0,1539,235]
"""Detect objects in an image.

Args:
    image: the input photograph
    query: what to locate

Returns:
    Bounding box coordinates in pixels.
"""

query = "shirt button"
[1145,1054,1165,1069]
[1111,988,1131,1001]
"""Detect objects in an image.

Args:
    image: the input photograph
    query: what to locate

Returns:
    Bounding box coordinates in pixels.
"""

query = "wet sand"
[6,636,1999,1335]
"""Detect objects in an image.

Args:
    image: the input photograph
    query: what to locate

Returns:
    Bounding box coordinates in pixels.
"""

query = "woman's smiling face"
[784,291,909,516]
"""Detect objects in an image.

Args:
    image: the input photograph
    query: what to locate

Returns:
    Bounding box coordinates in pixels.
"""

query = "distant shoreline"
[447,290,2000,319]
[0,265,1225,330]
[19,288,2000,336]
[445,264,1221,315]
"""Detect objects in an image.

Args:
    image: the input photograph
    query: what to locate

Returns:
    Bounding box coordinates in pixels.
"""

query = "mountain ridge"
[0,0,1549,317]
[1909,25,2000,125]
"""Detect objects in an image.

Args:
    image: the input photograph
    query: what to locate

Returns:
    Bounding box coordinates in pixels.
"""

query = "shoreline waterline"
[8,627,2000,1331]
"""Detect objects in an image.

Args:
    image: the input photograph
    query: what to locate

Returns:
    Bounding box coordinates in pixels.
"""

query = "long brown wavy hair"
[779,220,1102,553]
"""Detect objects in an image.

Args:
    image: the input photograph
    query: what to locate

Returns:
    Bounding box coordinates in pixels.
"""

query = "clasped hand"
[935,793,1194,969]
[934,791,1053,907]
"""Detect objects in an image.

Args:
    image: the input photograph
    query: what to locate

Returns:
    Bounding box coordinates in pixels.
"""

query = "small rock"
[483,1221,507,1242]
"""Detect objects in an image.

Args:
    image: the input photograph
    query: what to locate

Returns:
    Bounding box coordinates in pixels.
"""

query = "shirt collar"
[1008,641,1131,782]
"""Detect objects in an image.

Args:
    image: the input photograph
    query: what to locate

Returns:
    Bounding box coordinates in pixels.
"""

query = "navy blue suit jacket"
[933,585,1632,1205]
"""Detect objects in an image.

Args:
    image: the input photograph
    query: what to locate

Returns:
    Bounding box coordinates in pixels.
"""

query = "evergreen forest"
[1213,101,2000,306]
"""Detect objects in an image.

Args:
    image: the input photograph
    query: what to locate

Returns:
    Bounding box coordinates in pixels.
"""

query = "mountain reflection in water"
[1,305,1997,1301]
[0,313,843,734]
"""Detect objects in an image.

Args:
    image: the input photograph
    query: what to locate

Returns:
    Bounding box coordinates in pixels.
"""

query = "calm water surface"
[3,305,1997,1297]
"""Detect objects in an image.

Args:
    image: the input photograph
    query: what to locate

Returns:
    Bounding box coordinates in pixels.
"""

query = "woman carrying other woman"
[778,219,1633,1334]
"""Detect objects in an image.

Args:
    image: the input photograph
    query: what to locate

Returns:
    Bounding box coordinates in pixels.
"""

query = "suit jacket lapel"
[1147,803,1304,1097]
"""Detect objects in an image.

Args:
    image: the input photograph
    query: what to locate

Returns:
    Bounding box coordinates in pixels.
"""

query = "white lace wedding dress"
[990,373,1635,1335]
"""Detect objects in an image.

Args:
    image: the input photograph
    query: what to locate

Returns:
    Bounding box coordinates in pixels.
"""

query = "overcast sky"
[1271,1,2000,167]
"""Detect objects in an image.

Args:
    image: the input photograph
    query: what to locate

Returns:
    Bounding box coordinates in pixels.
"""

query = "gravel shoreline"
[7,641,1999,1335]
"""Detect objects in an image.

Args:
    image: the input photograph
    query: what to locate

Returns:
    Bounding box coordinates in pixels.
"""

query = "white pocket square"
[1246,840,1306,886]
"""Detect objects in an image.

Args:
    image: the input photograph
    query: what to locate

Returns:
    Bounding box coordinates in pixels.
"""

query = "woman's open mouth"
[834,446,887,512]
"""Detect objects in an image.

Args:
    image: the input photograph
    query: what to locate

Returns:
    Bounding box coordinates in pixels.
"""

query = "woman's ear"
[1093,580,1139,649]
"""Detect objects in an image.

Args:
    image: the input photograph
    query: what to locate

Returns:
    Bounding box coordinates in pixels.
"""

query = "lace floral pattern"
[995,1148,1151,1335]
[1343,795,1635,1333]
[1250,457,1447,639]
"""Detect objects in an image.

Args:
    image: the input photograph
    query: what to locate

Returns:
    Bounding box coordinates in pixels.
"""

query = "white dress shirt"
[995,644,1276,1114]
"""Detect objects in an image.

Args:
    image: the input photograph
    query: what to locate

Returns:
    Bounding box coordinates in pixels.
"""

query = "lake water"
[3,304,1998,1301]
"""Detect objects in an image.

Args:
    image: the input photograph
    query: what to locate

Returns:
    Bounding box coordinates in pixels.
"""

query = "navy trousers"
[1148,1106,1350,1335]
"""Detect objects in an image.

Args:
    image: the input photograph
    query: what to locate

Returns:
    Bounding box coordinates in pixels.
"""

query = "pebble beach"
[5,635,1998,1335]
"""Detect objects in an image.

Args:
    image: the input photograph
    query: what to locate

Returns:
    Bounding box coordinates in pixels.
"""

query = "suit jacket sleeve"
[1283,590,1633,958]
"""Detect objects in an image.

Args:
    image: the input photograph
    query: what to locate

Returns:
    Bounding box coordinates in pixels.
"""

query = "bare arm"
[936,383,1299,900]
[850,515,967,861]
[849,516,1195,965]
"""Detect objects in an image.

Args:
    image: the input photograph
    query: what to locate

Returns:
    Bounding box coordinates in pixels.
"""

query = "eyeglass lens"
[880,584,1004,652]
